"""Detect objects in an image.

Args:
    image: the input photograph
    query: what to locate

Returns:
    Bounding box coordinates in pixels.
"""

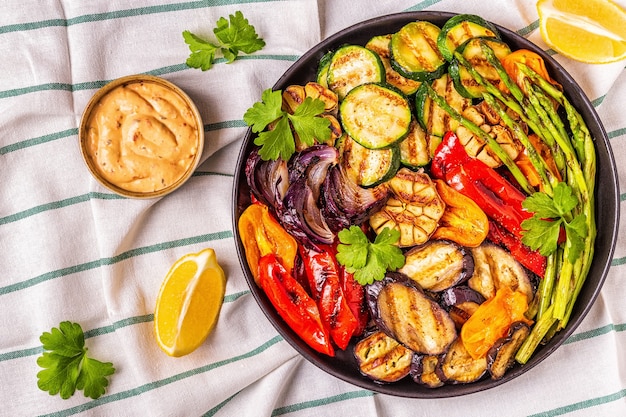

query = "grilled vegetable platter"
[232,11,619,398]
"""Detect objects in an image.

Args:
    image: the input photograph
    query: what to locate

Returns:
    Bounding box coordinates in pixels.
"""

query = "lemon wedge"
[154,248,226,357]
[537,0,626,64]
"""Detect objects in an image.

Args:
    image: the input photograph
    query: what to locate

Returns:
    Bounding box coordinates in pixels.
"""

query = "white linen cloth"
[0,1,624,416]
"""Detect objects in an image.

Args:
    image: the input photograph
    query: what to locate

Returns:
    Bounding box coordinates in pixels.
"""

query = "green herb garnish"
[183,11,265,71]
[37,321,115,400]
[243,88,331,161]
[521,182,587,263]
[336,226,405,285]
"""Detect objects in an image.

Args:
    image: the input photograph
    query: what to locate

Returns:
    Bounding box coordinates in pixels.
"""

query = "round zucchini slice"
[337,133,400,188]
[437,14,500,61]
[327,44,385,100]
[365,34,422,96]
[390,21,447,82]
[449,37,512,99]
[339,83,411,150]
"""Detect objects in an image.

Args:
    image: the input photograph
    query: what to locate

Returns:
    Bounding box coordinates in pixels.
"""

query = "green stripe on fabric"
[0,230,233,296]
[565,322,626,344]
[0,0,282,35]
[1,119,246,155]
[527,389,626,417]
[272,390,375,416]
[0,128,78,155]
[1,291,250,363]
[608,127,626,139]
[202,391,240,417]
[612,255,626,266]
[516,20,539,37]
[403,0,446,12]
[592,95,606,107]
[0,54,299,100]
[0,192,124,226]
[621,193,626,202]
[37,335,284,417]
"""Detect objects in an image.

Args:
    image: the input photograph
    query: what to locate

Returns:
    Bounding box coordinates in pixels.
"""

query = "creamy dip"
[84,79,200,193]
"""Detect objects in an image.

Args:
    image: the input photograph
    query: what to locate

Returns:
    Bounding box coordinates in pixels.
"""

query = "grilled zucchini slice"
[365,34,422,96]
[398,120,432,168]
[449,37,512,98]
[339,83,411,149]
[316,50,333,88]
[390,21,447,82]
[337,133,400,188]
[437,14,500,61]
[415,73,471,137]
[327,44,385,100]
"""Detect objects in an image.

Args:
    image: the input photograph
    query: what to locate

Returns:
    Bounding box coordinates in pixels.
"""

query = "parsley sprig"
[37,321,115,400]
[243,88,331,161]
[336,226,405,285]
[521,182,587,263]
[183,11,265,71]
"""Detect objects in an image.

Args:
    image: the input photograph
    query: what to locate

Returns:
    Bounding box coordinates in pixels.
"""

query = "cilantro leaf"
[336,226,405,285]
[521,183,586,264]
[213,11,266,62]
[243,89,284,133]
[36,321,115,400]
[182,30,218,71]
[244,88,331,161]
[521,216,562,256]
[183,11,264,71]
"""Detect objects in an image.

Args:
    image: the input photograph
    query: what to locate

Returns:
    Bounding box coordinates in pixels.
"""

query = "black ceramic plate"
[232,11,620,398]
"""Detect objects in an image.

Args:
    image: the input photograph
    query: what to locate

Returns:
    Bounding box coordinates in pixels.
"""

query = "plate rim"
[232,10,620,398]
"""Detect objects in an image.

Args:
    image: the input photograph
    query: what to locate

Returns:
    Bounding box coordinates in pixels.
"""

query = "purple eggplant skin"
[366,272,457,355]
[436,338,488,384]
[354,331,413,384]
[399,240,474,292]
[487,321,531,380]
[410,354,445,388]
[439,286,486,309]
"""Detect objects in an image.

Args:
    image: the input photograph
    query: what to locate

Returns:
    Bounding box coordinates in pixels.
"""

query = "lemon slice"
[154,248,226,357]
[537,0,626,64]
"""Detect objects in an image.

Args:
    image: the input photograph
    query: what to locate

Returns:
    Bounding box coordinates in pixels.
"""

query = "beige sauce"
[85,80,200,193]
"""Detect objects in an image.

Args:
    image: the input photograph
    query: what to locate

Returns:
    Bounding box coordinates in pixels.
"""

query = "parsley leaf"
[521,182,587,264]
[37,321,115,400]
[336,226,405,285]
[183,11,265,71]
[244,88,331,161]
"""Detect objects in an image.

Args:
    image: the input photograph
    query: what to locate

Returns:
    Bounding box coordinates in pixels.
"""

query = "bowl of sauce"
[79,75,204,198]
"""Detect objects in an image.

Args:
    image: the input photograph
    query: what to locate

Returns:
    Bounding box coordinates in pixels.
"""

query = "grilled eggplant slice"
[440,286,485,329]
[354,331,413,383]
[366,272,457,355]
[487,321,530,380]
[438,338,487,384]
[399,240,474,292]
[411,354,445,388]
[469,242,534,302]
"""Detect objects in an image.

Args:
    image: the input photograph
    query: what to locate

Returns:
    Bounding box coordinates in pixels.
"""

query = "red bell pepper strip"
[431,131,532,240]
[299,245,359,350]
[339,265,369,337]
[487,220,546,277]
[258,253,334,356]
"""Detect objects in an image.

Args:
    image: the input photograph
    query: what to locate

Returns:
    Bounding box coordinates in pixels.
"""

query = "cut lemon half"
[154,248,226,357]
[537,0,626,63]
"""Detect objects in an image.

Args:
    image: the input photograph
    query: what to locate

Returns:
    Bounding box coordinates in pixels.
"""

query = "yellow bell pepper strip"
[461,286,533,360]
[258,254,334,356]
[431,179,489,247]
[238,202,297,284]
